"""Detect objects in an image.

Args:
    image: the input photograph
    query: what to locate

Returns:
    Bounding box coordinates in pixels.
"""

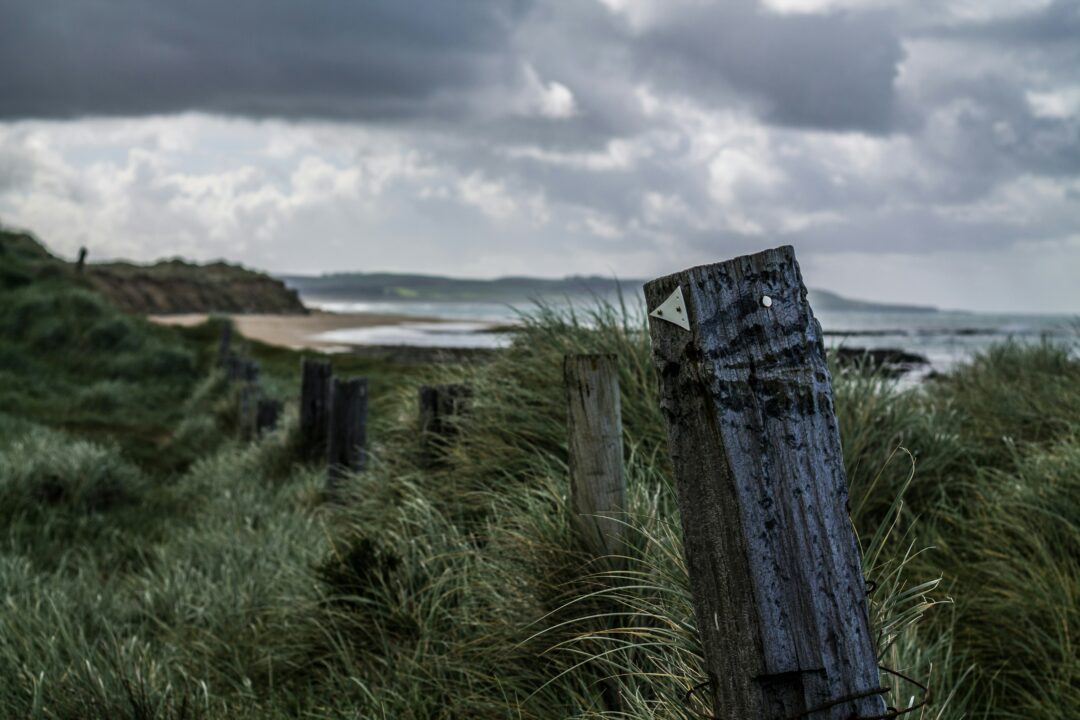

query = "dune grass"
[1,231,1077,718]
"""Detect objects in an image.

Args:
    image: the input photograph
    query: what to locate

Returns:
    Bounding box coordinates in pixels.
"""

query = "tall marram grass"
[302,308,1080,719]
[0,293,1076,718]
[304,301,942,717]
[0,419,328,719]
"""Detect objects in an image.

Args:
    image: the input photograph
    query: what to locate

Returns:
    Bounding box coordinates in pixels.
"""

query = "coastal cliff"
[1,229,306,315]
[87,259,307,315]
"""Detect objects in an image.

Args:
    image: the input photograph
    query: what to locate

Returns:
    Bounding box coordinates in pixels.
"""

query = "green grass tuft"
[1,233,1076,718]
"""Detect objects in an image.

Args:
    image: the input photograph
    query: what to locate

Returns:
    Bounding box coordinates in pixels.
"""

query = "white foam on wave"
[314,321,511,349]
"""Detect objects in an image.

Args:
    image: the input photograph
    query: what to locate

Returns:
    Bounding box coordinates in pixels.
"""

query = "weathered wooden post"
[299,358,332,460]
[326,377,368,496]
[217,321,233,368]
[564,354,626,559]
[256,397,282,436]
[225,354,258,383]
[225,353,240,381]
[418,383,472,466]
[644,246,885,719]
[75,247,87,274]
[237,383,260,442]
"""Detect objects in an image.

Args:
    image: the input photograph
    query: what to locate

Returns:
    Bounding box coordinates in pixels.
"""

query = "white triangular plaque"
[649,286,690,331]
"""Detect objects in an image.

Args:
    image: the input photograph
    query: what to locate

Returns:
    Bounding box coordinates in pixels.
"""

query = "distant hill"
[2,228,935,316]
[282,272,938,314]
[806,289,937,314]
[279,272,631,303]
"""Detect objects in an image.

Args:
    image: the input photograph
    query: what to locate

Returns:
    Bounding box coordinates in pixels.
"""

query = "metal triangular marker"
[649,285,690,331]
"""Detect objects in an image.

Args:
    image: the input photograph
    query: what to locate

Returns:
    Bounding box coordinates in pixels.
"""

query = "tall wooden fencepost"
[417,384,472,467]
[241,358,259,383]
[224,353,241,381]
[217,321,233,368]
[238,382,260,442]
[225,355,258,383]
[256,397,282,437]
[300,358,332,460]
[326,377,368,497]
[564,354,626,560]
[644,246,885,719]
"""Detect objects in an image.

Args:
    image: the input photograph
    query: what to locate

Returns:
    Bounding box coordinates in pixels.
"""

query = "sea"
[305,297,1077,375]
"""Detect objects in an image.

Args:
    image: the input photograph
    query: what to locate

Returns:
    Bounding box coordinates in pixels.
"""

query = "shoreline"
[148,308,1074,376]
[149,310,453,351]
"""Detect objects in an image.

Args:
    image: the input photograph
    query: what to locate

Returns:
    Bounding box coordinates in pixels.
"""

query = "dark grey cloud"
[1,0,909,137]
[777,201,1071,256]
[920,0,1080,44]
[939,79,1080,180]
[0,0,1077,311]
[635,3,904,133]
[893,8,1080,192]
[0,0,529,120]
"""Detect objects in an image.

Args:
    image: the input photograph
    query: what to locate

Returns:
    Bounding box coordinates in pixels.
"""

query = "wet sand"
[150,310,446,351]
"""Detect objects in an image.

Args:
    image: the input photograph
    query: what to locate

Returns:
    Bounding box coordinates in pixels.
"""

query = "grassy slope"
[1,230,1076,718]
[0,228,429,471]
[0,229,201,469]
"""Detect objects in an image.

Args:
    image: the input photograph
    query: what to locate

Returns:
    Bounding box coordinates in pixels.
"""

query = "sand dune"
[150,310,446,350]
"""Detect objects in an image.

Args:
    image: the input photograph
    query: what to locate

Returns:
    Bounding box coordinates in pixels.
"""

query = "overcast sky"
[1,0,1078,312]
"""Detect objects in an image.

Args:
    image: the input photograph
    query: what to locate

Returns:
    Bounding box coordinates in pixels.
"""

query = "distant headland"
[281,271,939,315]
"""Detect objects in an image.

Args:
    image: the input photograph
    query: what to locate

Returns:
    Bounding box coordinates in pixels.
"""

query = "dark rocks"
[831,346,930,376]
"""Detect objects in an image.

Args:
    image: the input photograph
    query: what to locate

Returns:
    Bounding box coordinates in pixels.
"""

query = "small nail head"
[761,295,773,308]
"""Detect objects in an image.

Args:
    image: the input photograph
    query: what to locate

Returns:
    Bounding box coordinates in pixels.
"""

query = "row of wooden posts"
[216,246,892,719]
[218,323,283,442]
[219,320,475,497]
[221,325,626,539]
[295,358,475,496]
[214,323,626,544]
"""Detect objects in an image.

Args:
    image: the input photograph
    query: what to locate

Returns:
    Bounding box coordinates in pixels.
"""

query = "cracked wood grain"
[564,353,626,560]
[644,246,883,720]
[326,376,368,498]
[300,358,332,461]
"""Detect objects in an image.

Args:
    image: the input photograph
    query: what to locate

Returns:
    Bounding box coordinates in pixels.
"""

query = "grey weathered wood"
[299,358,332,460]
[256,397,282,436]
[327,377,368,496]
[237,383,260,442]
[418,384,472,466]
[564,354,626,559]
[644,246,884,720]
[217,321,233,368]
[224,353,241,380]
[225,354,259,383]
[241,358,259,383]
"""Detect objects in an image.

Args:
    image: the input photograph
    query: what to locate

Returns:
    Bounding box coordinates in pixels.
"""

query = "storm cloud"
[0,0,1077,312]
[0,0,911,134]
[0,0,531,120]
[634,3,905,133]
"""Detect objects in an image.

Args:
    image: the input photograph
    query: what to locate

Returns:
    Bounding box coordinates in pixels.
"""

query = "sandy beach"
[150,310,447,350]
